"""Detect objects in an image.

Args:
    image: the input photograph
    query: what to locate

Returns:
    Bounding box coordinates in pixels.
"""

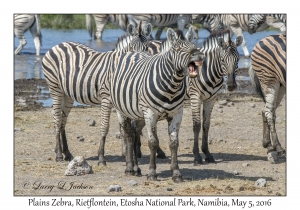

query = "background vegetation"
[40,14,202,30]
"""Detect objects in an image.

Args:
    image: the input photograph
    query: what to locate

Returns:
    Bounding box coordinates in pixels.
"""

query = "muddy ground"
[13,69,286,196]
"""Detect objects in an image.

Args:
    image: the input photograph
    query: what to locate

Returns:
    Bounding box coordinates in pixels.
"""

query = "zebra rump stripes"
[249,34,286,157]
[109,27,204,182]
[14,14,42,56]
[42,23,152,163]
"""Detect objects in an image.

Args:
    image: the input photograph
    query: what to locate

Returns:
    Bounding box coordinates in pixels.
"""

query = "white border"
[7,0,297,209]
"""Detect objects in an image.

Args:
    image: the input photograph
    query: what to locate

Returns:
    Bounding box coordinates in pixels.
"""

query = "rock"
[65,156,92,176]
[14,128,24,132]
[184,146,190,149]
[219,100,227,105]
[242,163,250,167]
[249,103,256,108]
[255,178,267,187]
[87,119,96,126]
[115,132,121,139]
[127,180,138,186]
[233,170,239,175]
[228,102,234,106]
[77,135,84,141]
[108,185,122,192]
[167,188,173,191]
[217,108,223,113]
[267,151,278,163]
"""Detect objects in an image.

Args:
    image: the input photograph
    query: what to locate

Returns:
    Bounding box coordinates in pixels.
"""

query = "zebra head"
[248,14,266,34]
[215,30,243,91]
[194,14,224,33]
[167,26,204,78]
[115,21,152,52]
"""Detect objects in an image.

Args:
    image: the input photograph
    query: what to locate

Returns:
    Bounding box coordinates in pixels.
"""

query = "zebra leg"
[95,19,107,40]
[144,109,159,181]
[155,26,165,40]
[168,109,183,183]
[263,82,285,155]
[119,114,141,176]
[202,99,216,163]
[51,92,65,162]
[190,95,203,165]
[134,120,144,158]
[98,99,113,166]
[15,36,27,55]
[29,20,41,56]
[60,95,74,161]
[231,27,249,57]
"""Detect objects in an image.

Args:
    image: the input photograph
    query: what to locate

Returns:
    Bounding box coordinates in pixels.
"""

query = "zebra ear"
[217,37,226,49]
[167,28,178,44]
[234,36,243,47]
[127,23,136,36]
[143,23,152,37]
[185,26,195,42]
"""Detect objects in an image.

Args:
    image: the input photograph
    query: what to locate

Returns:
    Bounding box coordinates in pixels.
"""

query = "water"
[14,27,281,107]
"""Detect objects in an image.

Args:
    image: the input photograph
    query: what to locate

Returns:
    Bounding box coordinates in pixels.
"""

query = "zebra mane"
[200,29,231,50]
[113,33,133,51]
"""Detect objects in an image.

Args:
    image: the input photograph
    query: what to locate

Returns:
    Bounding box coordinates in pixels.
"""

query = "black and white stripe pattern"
[199,14,286,57]
[249,34,286,156]
[249,14,286,34]
[140,30,243,165]
[86,14,129,40]
[109,27,204,182]
[14,14,42,55]
[42,23,152,163]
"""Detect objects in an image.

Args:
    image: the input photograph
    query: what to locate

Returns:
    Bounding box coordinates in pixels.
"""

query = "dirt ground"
[13,69,286,196]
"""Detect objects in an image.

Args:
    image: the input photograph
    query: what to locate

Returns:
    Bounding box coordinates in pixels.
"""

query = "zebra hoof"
[125,169,134,176]
[134,169,142,177]
[98,161,107,166]
[205,156,215,163]
[63,151,73,161]
[56,155,64,162]
[172,175,183,183]
[194,157,203,165]
[147,174,157,181]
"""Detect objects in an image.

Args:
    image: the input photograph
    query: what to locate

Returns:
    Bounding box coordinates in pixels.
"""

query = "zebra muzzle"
[188,61,202,78]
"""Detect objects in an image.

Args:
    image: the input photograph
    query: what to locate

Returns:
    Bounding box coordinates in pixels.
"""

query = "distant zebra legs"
[14,14,42,55]
[249,34,286,156]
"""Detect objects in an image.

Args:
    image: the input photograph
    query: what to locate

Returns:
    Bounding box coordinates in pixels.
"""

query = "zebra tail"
[35,14,42,46]
[86,14,93,38]
[249,65,265,102]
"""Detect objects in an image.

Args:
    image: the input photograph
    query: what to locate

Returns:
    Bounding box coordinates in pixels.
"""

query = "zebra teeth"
[195,61,203,67]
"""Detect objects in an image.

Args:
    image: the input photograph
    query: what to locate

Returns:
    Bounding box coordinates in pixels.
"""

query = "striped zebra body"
[109,27,204,181]
[249,14,286,34]
[199,14,286,57]
[135,30,243,164]
[42,23,152,163]
[249,34,286,157]
[128,14,197,40]
[191,14,224,32]
[14,14,42,56]
[86,14,129,40]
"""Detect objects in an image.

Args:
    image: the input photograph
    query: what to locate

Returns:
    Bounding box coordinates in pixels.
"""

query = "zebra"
[131,29,243,164]
[42,22,152,163]
[14,14,42,56]
[249,34,286,158]
[109,26,204,182]
[197,14,286,57]
[249,14,286,34]
[86,14,197,41]
[86,14,129,40]
[191,14,225,33]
